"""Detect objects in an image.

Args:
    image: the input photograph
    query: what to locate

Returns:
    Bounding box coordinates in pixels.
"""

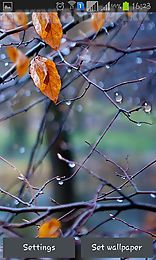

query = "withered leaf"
[38,218,61,238]
[6,46,29,77]
[30,56,61,103]
[0,13,28,38]
[32,12,63,50]
[92,13,106,32]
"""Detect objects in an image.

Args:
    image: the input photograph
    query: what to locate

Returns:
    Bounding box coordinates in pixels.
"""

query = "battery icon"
[122,1,130,11]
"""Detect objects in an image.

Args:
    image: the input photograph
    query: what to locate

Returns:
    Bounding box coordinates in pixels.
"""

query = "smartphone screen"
[0,1,155,259]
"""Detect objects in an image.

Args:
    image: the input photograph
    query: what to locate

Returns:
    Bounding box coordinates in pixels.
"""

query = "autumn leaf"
[144,212,156,234]
[38,218,61,238]
[32,12,63,50]
[92,13,106,32]
[30,56,61,103]
[0,13,28,38]
[6,46,29,77]
[14,12,28,27]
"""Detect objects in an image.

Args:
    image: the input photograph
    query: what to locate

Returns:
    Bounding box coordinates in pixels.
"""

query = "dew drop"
[61,47,70,56]
[76,104,83,112]
[5,62,9,67]
[106,65,110,69]
[150,193,156,198]
[70,41,76,48]
[109,213,115,220]
[56,177,61,181]
[58,181,64,186]
[67,68,72,73]
[14,200,20,205]
[144,102,152,113]
[74,236,79,241]
[137,122,142,127]
[115,92,123,103]
[117,199,123,203]
[66,100,71,106]
[1,53,6,60]
[136,57,142,64]
[19,147,25,154]
[69,162,76,168]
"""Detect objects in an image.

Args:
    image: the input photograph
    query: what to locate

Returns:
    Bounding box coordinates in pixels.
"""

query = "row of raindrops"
[114,92,152,114]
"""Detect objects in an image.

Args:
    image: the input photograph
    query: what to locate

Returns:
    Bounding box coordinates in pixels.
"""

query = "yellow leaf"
[32,12,63,50]
[92,13,106,32]
[30,56,61,103]
[6,46,29,77]
[38,218,61,238]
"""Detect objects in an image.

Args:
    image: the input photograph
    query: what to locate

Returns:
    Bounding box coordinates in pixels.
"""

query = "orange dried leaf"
[0,13,28,38]
[144,212,156,234]
[6,46,29,77]
[92,13,106,32]
[32,12,63,50]
[125,12,133,18]
[14,12,28,27]
[38,218,61,238]
[30,56,61,103]
[6,46,19,62]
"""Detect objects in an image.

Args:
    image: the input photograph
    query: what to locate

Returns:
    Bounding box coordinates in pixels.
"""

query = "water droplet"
[76,104,83,112]
[144,102,152,113]
[137,122,142,127]
[18,174,25,181]
[5,62,9,67]
[14,200,20,205]
[136,57,142,64]
[25,90,31,97]
[150,194,156,198]
[106,65,110,69]
[118,188,121,191]
[19,147,25,154]
[83,53,91,63]
[99,81,104,88]
[58,181,64,186]
[74,236,79,241]
[1,53,6,60]
[0,94,5,102]
[66,100,71,106]
[61,47,70,56]
[69,162,76,168]
[57,153,62,160]
[115,92,123,103]
[147,22,155,31]
[56,177,61,181]
[117,199,123,203]
[148,50,154,55]
[70,41,76,48]
[61,38,66,44]
[109,213,115,220]
[67,68,72,73]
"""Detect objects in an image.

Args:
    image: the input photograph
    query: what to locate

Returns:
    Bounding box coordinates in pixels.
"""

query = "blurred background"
[0,11,156,257]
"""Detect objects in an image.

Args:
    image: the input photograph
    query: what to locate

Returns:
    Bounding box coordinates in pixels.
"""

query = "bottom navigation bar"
[3,237,153,258]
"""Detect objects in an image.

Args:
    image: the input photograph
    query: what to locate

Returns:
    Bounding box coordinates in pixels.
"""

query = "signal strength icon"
[101,2,111,11]
[68,1,76,9]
